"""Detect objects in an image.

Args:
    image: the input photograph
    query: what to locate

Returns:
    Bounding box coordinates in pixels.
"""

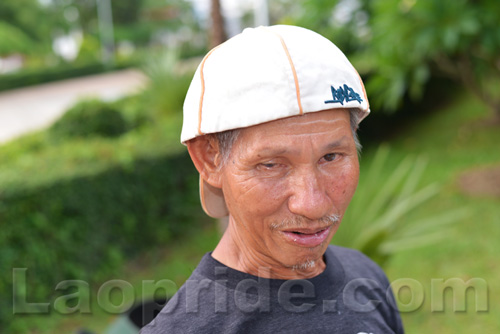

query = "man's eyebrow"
[255,147,289,158]
[325,136,349,150]
[254,136,350,158]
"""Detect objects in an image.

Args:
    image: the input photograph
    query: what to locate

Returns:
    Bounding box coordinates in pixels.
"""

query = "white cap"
[181,25,370,218]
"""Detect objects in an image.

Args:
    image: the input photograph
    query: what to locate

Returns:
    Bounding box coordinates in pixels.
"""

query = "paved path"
[0,69,148,144]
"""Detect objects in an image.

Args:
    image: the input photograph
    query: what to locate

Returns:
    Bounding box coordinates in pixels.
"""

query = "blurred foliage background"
[1,0,499,333]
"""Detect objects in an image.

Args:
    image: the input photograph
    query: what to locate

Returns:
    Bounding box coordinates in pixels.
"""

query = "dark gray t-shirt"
[141,245,404,333]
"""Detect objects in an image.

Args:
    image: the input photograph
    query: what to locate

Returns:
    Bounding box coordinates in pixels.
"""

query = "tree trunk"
[210,0,227,48]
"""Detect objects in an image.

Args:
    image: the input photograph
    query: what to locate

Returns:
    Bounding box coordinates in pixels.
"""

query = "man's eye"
[261,163,277,168]
[323,153,338,162]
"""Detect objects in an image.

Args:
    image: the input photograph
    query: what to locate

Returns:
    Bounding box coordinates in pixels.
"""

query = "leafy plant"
[363,0,500,121]
[0,0,68,54]
[334,145,468,266]
[0,21,34,56]
[288,0,500,121]
[140,50,194,118]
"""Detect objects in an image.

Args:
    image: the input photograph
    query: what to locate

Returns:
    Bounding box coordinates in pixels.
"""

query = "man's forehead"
[234,109,353,151]
[250,136,352,157]
[240,109,351,138]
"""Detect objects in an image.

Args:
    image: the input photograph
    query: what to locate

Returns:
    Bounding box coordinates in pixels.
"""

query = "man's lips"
[280,226,332,248]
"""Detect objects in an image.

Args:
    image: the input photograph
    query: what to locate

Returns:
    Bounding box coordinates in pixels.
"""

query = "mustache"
[270,213,341,231]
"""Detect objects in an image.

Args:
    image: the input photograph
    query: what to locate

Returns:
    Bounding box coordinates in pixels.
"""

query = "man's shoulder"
[326,244,372,261]
[326,245,389,283]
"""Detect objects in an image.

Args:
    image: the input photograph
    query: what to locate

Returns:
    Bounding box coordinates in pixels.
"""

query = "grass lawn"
[7,89,499,333]
[375,93,500,332]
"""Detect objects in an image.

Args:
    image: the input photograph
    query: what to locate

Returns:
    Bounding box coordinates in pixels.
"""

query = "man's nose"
[287,168,332,220]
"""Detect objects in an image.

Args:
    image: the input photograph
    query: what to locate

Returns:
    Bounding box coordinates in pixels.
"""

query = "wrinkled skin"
[188,109,359,279]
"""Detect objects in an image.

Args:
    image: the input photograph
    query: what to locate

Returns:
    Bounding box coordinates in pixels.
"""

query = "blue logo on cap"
[324,84,363,105]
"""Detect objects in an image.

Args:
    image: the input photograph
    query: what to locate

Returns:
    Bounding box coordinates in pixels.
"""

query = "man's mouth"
[281,226,332,248]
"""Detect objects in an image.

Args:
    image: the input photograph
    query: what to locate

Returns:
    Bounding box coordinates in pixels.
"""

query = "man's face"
[219,109,359,271]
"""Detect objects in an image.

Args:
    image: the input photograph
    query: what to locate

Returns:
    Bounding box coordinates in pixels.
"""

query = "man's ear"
[186,135,223,188]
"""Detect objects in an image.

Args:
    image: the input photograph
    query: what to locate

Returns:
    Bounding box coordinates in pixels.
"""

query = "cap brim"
[199,176,229,218]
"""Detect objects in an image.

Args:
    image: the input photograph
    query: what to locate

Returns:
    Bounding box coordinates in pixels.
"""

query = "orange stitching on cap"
[353,67,369,112]
[197,46,221,135]
[264,28,304,115]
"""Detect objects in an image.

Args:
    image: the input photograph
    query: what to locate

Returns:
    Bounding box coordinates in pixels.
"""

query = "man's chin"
[283,251,326,271]
[291,259,317,271]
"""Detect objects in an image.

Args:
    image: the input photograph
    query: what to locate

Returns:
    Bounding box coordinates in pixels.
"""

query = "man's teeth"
[292,230,323,235]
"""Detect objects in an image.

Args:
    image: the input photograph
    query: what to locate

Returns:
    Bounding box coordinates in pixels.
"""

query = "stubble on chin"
[291,259,316,271]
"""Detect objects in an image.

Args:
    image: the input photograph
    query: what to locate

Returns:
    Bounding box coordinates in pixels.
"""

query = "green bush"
[0,53,202,331]
[49,99,131,139]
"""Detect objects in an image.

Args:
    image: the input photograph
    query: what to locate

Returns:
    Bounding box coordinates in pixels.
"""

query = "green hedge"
[0,151,205,330]
[0,51,206,331]
[0,60,133,92]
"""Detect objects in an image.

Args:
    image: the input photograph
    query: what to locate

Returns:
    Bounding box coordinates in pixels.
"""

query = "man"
[142,25,404,333]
